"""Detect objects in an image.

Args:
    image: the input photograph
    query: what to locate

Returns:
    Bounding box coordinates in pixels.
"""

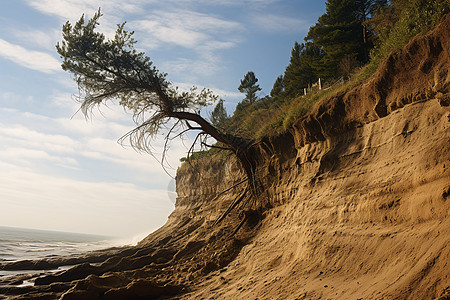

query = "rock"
[103,280,183,300]
[60,289,100,300]
[35,263,103,285]
[0,260,54,271]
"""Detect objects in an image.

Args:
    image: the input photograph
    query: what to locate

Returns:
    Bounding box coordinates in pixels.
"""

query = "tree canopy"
[238,71,261,104]
[264,0,392,106]
[270,75,284,99]
[56,10,246,159]
[282,42,323,98]
[305,0,366,78]
[57,9,259,224]
[210,99,229,129]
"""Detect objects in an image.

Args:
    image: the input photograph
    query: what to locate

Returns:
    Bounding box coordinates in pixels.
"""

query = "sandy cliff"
[142,14,450,299]
[153,13,450,299]
[181,98,448,299]
[1,13,449,300]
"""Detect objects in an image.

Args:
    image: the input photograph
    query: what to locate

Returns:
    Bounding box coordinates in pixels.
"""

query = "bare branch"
[161,120,181,169]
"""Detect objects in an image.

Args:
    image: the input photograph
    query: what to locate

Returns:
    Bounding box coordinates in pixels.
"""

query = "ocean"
[0,226,114,276]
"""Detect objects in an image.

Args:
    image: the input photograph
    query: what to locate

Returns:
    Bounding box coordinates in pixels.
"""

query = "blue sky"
[0,0,326,238]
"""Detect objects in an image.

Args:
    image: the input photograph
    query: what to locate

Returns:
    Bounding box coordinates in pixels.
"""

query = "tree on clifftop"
[283,42,322,98]
[306,0,366,78]
[210,99,229,129]
[57,10,256,224]
[238,71,261,104]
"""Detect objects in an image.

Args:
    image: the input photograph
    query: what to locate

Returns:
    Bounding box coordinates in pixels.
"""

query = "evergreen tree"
[210,99,228,128]
[306,0,366,79]
[367,0,402,42]
[367,0,449,65]
[354,0,389,60]
[56,10,257,184]
[238,71,261,104]
[283,42,322,98]
[270,75,284,99]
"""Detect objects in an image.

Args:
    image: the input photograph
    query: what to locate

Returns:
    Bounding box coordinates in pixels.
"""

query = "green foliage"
[255,0,448,138]
[56,10,219,116]
[238,71,261,104]
[354,0,389,59]
[210,99,229,129]
[272,0,387,105]
[57,11,160,109]
[270,75,284,99]
[367,0,450,71]
[184,0,448,165]
[69,1,448,166]
[306,0,366,78]
[257,0,448,135]
[180,150,213,162]
[283,42,323,99]
[224,96,274,138]
[56,9,228,156]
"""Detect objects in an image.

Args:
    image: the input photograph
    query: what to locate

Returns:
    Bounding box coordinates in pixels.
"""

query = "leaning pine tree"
[57,10,257,224]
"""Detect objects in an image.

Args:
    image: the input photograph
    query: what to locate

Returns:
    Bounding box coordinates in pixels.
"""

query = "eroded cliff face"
[156,15,450,299]
[182,98,449,300]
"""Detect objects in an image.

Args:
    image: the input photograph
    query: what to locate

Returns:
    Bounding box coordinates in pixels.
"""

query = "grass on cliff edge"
[230,68,369,141]
[231,11,450,140]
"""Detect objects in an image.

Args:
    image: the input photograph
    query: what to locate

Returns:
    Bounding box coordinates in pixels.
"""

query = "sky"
[0,0,326,238]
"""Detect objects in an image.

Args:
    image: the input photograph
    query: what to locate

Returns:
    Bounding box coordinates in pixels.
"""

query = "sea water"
[0,226,113,276]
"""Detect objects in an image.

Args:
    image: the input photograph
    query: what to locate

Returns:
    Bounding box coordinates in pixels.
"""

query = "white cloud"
[128,10,242,83]
[133,9,241,51]
[0,38,60,73]
[25,0,98,19]
[1,92,34,104]
[0,124,80,170]
[174,82,242,100]
[24,0,145,43]
[22,0,244,87]
[11,28,61,51]
[160,56,220,80]
[0,124,77,149]
[25,0,144,21]
[0,103,185,182]
[129,9,242,80]
[0,147,78,168]
[152,0,280,7]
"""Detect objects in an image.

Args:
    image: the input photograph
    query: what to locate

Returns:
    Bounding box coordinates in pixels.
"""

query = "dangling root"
[207,178,248,204]
[214,189,251,226]
[213,139,272,228]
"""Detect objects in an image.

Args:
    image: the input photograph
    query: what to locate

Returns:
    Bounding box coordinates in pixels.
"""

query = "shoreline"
[0,244,136,298]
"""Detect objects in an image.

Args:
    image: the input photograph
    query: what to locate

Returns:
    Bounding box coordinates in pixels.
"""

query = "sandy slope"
[185,98,449,300]
[176,15,450,300]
